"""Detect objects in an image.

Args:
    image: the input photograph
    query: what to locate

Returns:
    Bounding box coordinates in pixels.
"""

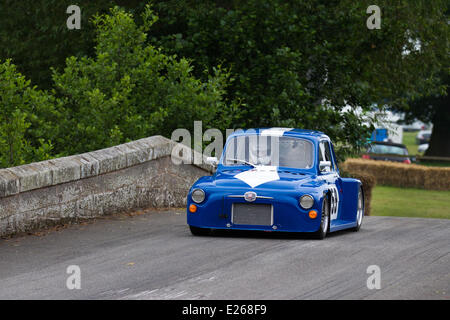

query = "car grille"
[232,203,273,226]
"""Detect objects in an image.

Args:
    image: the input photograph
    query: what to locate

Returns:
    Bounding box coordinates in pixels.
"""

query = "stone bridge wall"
[0,136,212,237]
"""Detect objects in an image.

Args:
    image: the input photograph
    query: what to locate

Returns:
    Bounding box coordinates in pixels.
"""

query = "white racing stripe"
[233,128,292,187]
[260,127,293,137]
[235,166,279,188]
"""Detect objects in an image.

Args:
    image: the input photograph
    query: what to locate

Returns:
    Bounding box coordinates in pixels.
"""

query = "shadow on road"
[196,228,356,240]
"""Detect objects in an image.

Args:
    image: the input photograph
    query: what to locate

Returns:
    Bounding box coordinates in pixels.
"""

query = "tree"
[401,74,450,157]
[51,6,231,155]
[0,5,231,167]
[392,2,450,157]
[1,1,447,160]
[0,0,145,89]
[0,60,57,167]
[148,0,448,158]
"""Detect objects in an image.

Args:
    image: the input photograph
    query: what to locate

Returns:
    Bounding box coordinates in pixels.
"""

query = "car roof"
[370,141,407,148]
[228,128,329,141]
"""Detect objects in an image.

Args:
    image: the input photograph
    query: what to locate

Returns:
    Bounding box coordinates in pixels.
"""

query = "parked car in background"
[362,141,411,164]
[401,120,430,132]
[416,130,432,145]
[371,126,403,144]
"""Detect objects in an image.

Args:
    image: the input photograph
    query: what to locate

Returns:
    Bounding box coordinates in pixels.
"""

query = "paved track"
[0,209,448,299]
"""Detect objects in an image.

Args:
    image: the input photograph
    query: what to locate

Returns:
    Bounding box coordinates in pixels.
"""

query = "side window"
[319,141,334,172]
[319,142,326,162]
[330,142,339,172]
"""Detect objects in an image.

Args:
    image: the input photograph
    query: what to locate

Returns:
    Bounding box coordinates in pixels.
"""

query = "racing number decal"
[329,185,339,220]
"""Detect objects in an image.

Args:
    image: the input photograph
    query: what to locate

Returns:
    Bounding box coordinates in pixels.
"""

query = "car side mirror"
[206,157,219,167]
[319,161,331,172]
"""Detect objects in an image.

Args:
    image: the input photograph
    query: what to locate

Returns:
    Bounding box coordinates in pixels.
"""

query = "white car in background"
[416,130,432,145]
[418,144,429,153]
[402,120,431,132]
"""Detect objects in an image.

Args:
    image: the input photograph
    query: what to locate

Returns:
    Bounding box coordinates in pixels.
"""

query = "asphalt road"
[0,209,449,300]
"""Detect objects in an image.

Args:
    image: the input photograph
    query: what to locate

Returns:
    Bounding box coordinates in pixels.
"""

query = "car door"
[319,140,340,221]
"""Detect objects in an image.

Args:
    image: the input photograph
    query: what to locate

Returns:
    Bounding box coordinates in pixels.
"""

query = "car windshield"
[370,144,408,155]
[223,135,314,169]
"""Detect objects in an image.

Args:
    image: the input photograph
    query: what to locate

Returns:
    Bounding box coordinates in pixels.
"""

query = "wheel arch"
[340,177,361,221]
[322,188,332,209]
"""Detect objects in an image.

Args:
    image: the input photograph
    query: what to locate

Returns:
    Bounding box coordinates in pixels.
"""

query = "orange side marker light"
[309,210,317,219]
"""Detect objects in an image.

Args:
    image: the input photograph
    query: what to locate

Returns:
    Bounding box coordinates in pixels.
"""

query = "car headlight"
[191,189,205,203]
[299,194,314,209]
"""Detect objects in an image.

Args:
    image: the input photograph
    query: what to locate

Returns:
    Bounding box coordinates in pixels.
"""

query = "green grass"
[417,161,450,167]
[402,131,420,156]
[371,185,450,219]
[402,131,450,166]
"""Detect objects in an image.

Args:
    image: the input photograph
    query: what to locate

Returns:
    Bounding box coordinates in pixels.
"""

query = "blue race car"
[187,128,364,239]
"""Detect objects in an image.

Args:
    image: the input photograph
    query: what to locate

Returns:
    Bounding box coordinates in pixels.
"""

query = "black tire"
[352,186,364,232]
[313,195,330,240]
[189,226,211,236]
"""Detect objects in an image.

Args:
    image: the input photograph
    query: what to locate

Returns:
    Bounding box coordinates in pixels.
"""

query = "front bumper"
[187,191,323,233]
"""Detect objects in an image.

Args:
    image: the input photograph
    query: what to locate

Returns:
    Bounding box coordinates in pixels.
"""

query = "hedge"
[341,158,450,191]
[340,169,376,216]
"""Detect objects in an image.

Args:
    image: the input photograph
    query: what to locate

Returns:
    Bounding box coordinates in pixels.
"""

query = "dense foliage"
[0,6,230,165]
[0,0,114,89]
[0,1,448,167]
[149,0,448,158]
[51,6,230,155]
[0,60,57,167]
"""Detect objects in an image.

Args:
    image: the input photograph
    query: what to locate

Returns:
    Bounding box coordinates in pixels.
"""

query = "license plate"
[232,203,273,226]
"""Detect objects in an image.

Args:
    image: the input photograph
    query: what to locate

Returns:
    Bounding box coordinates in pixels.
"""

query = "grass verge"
[371,185,450,219]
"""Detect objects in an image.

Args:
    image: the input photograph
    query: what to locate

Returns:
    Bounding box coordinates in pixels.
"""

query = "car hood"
[212,166,318,190]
